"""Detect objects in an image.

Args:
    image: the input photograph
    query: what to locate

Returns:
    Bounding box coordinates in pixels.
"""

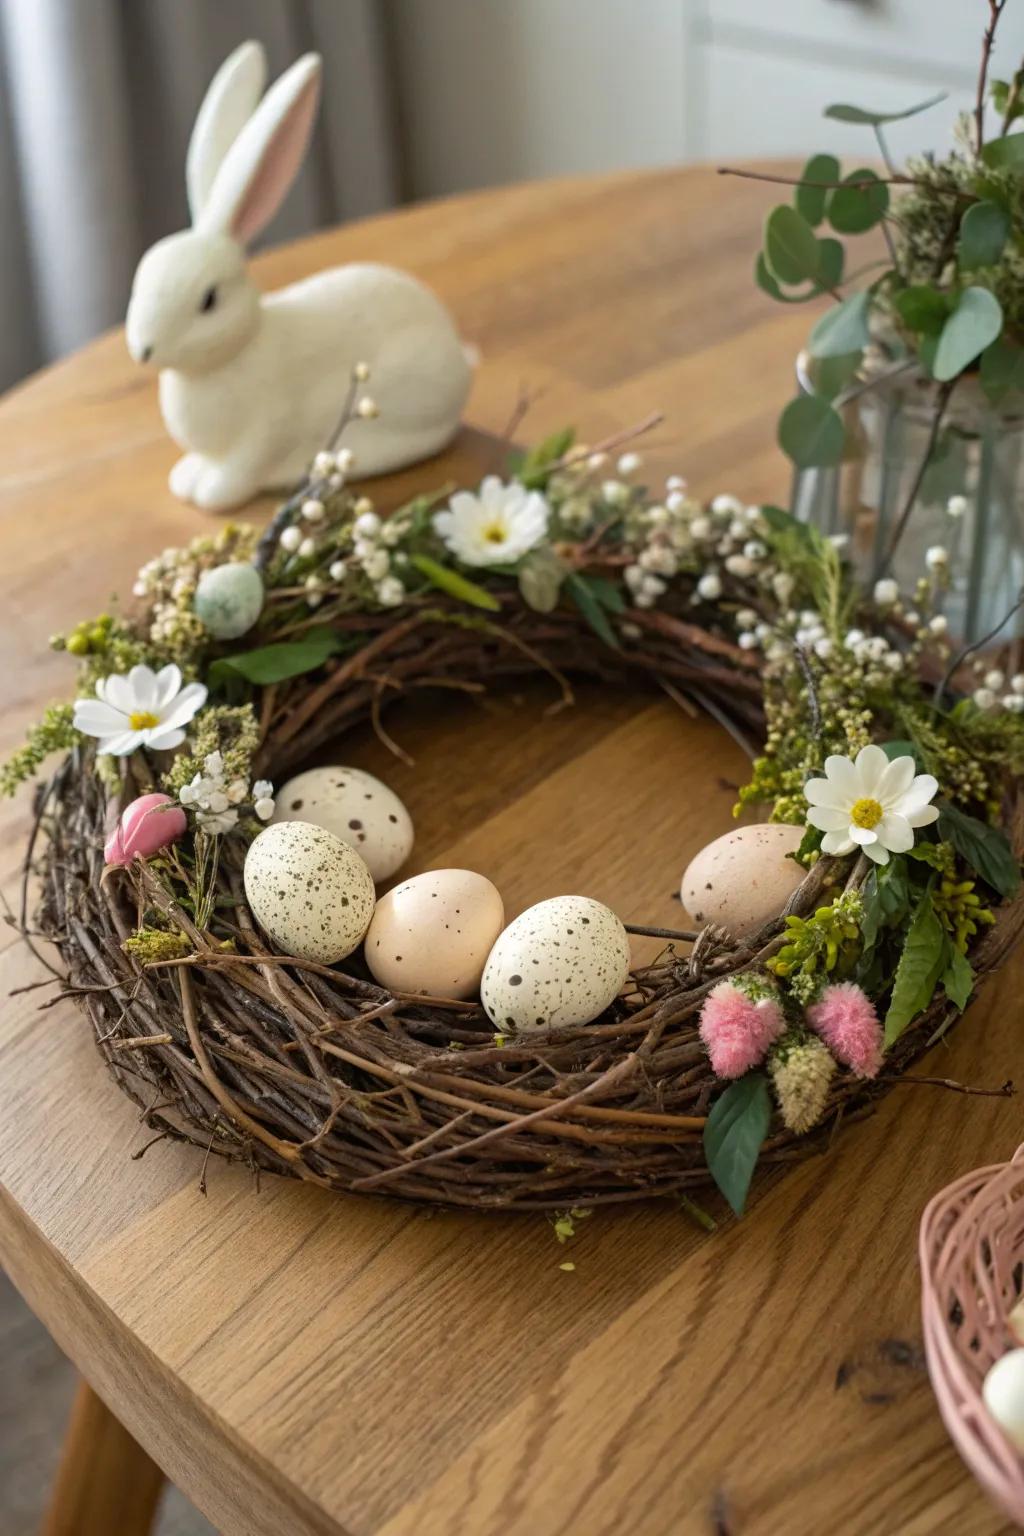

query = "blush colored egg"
[983,1349,1024,1452]
[243,821,375,963]
[193,562,264,639]
[481,895,631,1032]
[273,766,413,883]
[680,823,804,938]
[104,792,186,865]
[365,869,504,998]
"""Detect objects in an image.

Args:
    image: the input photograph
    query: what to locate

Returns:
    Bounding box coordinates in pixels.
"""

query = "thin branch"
[792,643,822,744]
[624,924,700,942]
[934,586,1024,705]
[874,380,956,581]
[976,0,1008,155]
[717,166,913,191]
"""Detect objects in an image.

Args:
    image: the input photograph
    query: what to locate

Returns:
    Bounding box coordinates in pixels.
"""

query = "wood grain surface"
[0,167,1019,1536]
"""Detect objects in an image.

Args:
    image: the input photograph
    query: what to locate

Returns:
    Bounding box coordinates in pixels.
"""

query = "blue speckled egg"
[194,562,264,640]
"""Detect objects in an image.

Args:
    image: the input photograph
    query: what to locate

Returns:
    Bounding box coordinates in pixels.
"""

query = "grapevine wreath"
[10,380,1024,1215]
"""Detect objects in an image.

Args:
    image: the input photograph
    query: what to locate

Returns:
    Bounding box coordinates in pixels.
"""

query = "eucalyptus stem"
[874,380,956,582]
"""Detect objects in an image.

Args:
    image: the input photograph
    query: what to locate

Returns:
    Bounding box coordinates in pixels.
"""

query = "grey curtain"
[0,0,400,391]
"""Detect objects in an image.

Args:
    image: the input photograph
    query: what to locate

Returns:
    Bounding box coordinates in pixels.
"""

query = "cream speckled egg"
[365,869,504,998]
[244,821,375,963]
[983,1349,1024,1451]
[681,823,804,938]
[273,766,413,882]
[481,896,631,1032]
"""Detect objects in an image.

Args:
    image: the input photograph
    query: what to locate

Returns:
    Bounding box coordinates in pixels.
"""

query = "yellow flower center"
[129,711,160,731]
[482,520,507,544]
[850,796,884,830]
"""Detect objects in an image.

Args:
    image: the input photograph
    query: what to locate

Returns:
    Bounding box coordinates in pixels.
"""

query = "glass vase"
[791,354,1024,645]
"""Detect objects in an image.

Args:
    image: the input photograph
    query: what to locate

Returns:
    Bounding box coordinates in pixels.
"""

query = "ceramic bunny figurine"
[126,42,474,511]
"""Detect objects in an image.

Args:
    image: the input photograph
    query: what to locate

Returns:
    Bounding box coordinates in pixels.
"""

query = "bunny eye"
[199,286,218,314]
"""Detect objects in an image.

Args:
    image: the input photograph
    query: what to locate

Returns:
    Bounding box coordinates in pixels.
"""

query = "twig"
[874,380,956,581]
[625,924,699,942]
[934,586,1024,705]
[976,1,1008,156]
[718,167,913,191]
[888,1074,1014,1099]
[792,643,822,744]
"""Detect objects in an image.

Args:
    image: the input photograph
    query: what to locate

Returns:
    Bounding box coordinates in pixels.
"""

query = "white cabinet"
[387,1,1024,197]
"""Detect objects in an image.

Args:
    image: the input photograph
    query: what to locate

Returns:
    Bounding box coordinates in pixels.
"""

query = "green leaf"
[517,546,566,614]
[703,1073,772,1217]
[942,947,975,1011]
[818,238,845,289]
[804,351,862,401]
[959,200,1010,270]
[567,572,620,649]
[764,206,823,286]
[938,803,1021,897]
[808,291,871,359]
[881,739,923,767]
[932,287,1003,382]
[883,892,946,1046]
[827,169,889,234]
[510,426,575,489]
[778,394,845,468]
[824,92,946,126]
[795,154,840,227]
[981,132,1024,171]
[895,284,950,336]
[207,627,347,688]
[409,554,501,611]
[980,338,1024,405]
[580,574,626,613]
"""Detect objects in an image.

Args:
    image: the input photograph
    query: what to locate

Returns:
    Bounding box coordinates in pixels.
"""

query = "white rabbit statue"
[125,41,474,511]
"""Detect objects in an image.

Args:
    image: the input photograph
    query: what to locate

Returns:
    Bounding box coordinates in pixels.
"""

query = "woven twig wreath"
[20,415,1024,1212]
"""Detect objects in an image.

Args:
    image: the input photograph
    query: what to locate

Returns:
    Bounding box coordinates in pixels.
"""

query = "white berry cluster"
[971,668,1024,714]
[620,484,781,612]
[178,751,274,835]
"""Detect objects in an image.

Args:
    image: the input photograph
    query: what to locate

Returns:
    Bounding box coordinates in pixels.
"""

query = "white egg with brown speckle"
[365,869,504,998]
[681,823,804,938]
[273,766,413,882]
[481,896,631,1031]
[244,821,375,963]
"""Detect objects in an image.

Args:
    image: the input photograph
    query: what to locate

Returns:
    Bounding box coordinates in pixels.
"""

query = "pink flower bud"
[104,792,186,866]
[806,982,882,1079]
[699,977,785,1078]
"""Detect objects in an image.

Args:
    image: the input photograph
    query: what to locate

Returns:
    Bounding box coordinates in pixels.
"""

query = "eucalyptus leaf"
[808,291,871,359]
[764,205,823,286]
[824,92,946,126]
[207,627,347,689]
[795,154,840,227]
[895,285,950,336]
[938,803,1021,897]
[959,200,1010,270]
[981,132,1024,171]
[980,338,1024,404]
[703,1073,772,1217]
[778,393,845,468]
[517,546,566,613]
[932,287,1003,382]
[566,572,620,649]
[827,170,889,234]
[805,350,862,400]
[409,554,501,612]
[883,892,946,1046]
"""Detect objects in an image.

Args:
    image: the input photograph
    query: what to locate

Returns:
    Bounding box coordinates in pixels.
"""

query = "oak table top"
[0,166,1019,1536]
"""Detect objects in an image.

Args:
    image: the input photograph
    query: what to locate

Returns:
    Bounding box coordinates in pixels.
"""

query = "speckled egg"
[680,823,804,938]
[243,821,375,964]
[273,766,413,883]
[193,562,264,639]
[481,896,631,1032]
[365,869,504,998]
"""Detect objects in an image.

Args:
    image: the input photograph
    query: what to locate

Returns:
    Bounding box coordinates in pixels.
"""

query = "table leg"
[40,1378,165,1536]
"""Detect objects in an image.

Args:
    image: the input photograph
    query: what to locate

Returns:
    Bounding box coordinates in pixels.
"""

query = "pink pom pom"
[807,982,882,1079]
[104,792,186,866]
[699,979,785,1078]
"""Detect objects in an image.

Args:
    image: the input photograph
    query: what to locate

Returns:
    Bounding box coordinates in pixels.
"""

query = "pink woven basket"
[920,1145,1024,1527]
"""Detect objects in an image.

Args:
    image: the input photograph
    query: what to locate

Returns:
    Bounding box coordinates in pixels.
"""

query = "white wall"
[388,0,1024,196]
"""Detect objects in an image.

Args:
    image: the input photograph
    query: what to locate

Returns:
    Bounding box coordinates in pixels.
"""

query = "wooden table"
[0,166,1018,1536]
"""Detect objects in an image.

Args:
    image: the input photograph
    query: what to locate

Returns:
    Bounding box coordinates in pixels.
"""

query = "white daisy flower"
[433,477,549,567]
[73,664,207,757]
[804,745,939,865]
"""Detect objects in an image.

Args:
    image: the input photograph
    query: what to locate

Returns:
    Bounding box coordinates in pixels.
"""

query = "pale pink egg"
[104,792,187,866]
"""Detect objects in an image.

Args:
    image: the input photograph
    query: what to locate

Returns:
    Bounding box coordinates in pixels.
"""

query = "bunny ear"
[186,41,267,222]
[197,54,321,246]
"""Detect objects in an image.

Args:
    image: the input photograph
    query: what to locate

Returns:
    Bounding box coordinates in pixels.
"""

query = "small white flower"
[362,549,390,582]
[639,545,676,577]
[804,745,939,866]
[336,448,355,472]
[298,537,317,560]
[434,476,549,567]
[301,498,325,523]
[73,664,207,757]
[947,494,968,519]
[617,452,641,475]
[973,687,997,710]
[354,510,382,539]
[926,545,949,569]
[883,651,904,672]
[279,525,302,553]
[377,576,406,607]
[634,591,655,609]
[844,628,865,649]
[329,560,346,581]
[873,578,899,606]
[689,515,712,540]
[666,490,688,514]
[696,572,722,601]
[601,480,629,506]
[312,451,335,477]
[666,474,686,491]
[928,615,948,635]
[711,493,743,517]
[253,779,273,802]
[647,504,669,527]
[356,396,379,419]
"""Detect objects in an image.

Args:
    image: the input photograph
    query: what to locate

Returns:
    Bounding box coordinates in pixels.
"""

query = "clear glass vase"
[791,354,1024,645]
